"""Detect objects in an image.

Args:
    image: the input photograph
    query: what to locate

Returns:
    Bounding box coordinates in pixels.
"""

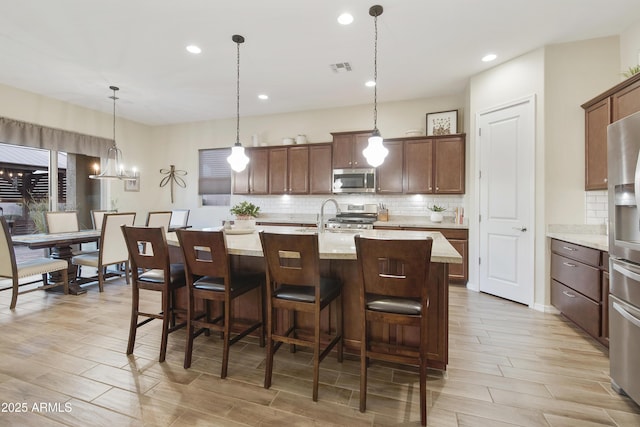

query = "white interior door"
[478,97,535,305]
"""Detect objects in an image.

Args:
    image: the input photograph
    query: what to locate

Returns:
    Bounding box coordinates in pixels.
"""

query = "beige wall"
[544,36,620,225]
[621,20,640,72]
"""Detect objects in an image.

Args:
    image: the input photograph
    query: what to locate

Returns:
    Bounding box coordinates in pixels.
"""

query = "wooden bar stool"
[121,225,186,362]
[354,235,433,426]
[176,229,264,378]
[259,231,343,402]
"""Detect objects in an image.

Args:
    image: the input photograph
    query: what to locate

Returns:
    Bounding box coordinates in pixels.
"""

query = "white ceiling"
[1,0,639,126]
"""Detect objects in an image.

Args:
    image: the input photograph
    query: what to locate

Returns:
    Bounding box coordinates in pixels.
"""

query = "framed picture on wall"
[124,178,140,192]
[426,110,458,136]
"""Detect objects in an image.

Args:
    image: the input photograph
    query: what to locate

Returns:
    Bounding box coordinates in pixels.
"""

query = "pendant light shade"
[363,5,388,168]
[89,86,137,181]
[227,34,250,173]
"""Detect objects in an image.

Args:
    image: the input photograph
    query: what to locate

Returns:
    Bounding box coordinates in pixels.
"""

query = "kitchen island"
[166,226,462,370]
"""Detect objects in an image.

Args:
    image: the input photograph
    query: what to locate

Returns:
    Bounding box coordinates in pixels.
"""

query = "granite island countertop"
[546,224,608,252]
[167,225,462,264]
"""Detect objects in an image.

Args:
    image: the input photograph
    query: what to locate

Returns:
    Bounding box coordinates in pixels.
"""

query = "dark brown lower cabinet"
[550,238,608,347]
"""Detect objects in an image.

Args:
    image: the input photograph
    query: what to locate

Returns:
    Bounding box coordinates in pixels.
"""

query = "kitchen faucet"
[318,198,340,233]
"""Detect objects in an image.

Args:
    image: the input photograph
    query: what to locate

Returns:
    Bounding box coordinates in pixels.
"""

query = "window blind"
[198,148,232,195]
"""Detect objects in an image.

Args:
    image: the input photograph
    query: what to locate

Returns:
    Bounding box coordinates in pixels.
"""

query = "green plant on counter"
[230,201,260,218]
[428,204,446,212]
[623,65,640,79]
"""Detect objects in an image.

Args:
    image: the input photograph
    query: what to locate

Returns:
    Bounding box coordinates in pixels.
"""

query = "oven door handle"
[613,301,640,328]
[613,261,640,282]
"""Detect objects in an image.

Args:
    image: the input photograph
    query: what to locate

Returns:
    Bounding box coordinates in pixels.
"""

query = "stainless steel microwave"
[332,168,376,193]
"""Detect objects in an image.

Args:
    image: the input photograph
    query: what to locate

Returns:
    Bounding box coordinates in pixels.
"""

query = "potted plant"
[428,204,446,223]
[230,201,260,229]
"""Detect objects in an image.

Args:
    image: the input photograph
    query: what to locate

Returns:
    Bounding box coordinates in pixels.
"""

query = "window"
[199,148,231,206]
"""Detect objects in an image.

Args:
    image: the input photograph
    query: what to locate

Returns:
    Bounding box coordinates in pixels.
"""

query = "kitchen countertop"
[546,224,608,252]
[255,214,468,230]
[167,225,462,264]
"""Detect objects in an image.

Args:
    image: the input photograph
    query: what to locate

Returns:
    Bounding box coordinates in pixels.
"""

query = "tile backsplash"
[585,190,608,224]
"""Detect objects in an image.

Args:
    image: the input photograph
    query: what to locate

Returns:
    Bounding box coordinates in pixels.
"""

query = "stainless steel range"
[326,203,378,230]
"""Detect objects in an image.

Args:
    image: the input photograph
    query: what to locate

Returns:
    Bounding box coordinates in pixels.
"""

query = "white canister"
[282,137,294,145]
[295,134,307,144]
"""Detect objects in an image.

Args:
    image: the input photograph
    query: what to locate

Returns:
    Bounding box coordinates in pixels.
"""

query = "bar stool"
[176,229,264,377]
[121,225,186,362]
[354,235,433,426]
[259,231,343,401]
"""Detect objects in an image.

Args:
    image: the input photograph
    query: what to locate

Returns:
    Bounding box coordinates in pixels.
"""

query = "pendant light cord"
[109,86,119,148]
[373,11,378,132]
[236,38,240,145]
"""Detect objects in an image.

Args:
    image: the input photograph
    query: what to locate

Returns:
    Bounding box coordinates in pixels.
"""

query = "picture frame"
[124,177,140,192]
[426,110,458,136]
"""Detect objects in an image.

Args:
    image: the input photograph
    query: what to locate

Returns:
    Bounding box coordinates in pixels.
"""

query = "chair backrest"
[176,229,229,280]
[0,217,17,278]
[45,211,79,234]
[121,225,171,272]
[170,209,190,229]
[100,212,136,265]
[146,211,172,232]
[91,210,117,230]
[259,231,320,287]
[354,236,433,300]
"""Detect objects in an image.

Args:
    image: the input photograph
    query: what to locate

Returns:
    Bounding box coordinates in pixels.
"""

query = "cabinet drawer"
[551,280,600,338]
[551,254,600,301]
[551,239,600,266]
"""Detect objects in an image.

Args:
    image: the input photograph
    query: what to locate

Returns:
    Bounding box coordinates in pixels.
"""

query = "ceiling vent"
[330,62,352,73]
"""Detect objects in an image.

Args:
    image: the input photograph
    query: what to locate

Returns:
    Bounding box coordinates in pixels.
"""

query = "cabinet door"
[376,140,403,193]
[404,138,433,193]
[288,146,309,194]
[249,148,269,194]
[434,135,465,194]
[353,133,370,168]
[447,239,468,284]
[268,147,288,194]
[309,144,332,194]
[612,79,640,121]
[585,98,611,190]
[232,165,250,194]
[332,134,354,168]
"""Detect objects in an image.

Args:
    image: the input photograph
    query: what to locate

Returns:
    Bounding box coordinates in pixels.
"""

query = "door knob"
[512,226,527,232]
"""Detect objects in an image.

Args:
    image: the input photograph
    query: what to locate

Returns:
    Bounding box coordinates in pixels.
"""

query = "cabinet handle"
[562,291,576,298]
[604,178,608,183]
[562,246,577,252]
[562,262,577,267]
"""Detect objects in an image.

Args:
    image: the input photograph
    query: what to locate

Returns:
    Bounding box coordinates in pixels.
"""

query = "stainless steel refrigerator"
[607,110,640,406]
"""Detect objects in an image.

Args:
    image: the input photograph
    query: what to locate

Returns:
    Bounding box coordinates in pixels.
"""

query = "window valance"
[0,116,112,158]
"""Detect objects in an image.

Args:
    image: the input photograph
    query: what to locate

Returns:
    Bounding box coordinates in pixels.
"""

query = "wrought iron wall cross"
[159,165,187,203]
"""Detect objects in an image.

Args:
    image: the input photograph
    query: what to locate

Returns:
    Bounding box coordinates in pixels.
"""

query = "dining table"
[12,229,101,295]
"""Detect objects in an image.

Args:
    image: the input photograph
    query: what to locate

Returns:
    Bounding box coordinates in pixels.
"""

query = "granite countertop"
[167,225,462,264]
[256,215,469,230]
[546,224,608,252]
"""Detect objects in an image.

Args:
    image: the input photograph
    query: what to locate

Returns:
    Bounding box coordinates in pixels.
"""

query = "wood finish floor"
[0,279,639,426]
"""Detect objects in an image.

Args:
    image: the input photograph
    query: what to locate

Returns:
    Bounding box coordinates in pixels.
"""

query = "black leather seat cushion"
[139,264,185,285]
[194,272,262,293]
[366,295,421,315]
[274,277,341,303]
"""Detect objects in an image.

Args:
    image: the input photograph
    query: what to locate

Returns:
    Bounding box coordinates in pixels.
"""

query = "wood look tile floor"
[0,279,639,426]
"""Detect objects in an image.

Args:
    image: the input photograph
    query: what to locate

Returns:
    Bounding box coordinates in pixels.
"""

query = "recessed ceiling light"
[365,80,376,87]
[482,53,497,62]
[186,45,202,54]
[338,13,354,25]
[258,94,269,100]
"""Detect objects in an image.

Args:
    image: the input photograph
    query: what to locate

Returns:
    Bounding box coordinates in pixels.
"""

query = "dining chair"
[91,209,117,230]
[0,217,69,309]
[121,225,186,362]
[45,210,95,277]
[71,212,136,292]
[259,231,343,401]
[169,209,190,231]
[146,211,172,231]
[177,228,264,377]
[354,235,433,426]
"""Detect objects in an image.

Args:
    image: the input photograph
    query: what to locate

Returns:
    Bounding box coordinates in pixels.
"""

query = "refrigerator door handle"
[613,301,640,328]
[613,260,640,282]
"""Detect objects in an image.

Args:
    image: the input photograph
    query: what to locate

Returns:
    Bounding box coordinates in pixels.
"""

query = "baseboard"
[533,303,559,314]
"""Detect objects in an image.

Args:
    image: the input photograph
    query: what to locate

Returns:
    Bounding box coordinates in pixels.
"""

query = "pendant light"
[89,86,137,181]
[362,5,388,168]
[227,34,250,173]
